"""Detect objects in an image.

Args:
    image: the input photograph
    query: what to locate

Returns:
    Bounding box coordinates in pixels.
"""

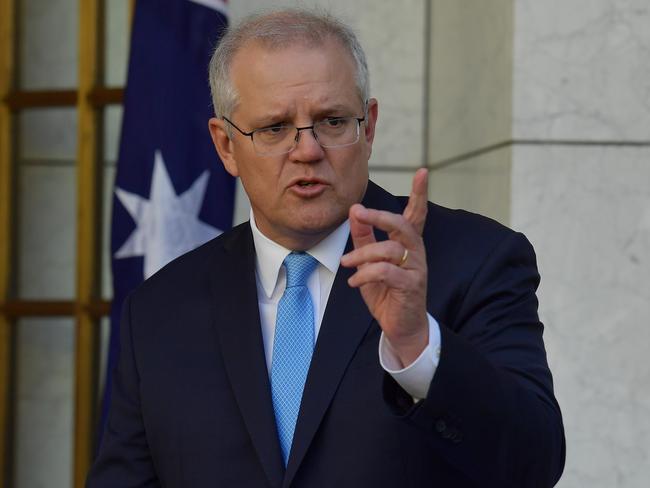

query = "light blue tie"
[271,252,318,465]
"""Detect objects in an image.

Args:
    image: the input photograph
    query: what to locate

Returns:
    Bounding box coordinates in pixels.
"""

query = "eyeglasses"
[222,115,366,156]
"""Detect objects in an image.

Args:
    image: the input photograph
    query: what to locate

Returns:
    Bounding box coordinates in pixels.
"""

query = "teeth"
[299,181,315,186]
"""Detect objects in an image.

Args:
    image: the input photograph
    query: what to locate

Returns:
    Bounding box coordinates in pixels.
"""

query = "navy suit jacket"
[87,181,565,487]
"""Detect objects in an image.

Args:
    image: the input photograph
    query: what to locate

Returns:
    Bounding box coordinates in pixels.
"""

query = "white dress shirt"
[250,210,441,400]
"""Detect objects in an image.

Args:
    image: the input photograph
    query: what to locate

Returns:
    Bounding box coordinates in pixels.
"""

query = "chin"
[279,221,336,250]
[295,209,346,233]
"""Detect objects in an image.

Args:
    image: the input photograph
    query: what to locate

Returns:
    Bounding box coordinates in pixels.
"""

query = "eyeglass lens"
[252,117,361,155]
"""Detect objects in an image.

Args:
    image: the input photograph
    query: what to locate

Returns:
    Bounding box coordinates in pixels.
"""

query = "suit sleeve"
[86,294,161,487]
[383,231,566,487]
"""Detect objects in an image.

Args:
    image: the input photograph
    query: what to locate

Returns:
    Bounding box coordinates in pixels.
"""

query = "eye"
[254,124,292,144]
[264,123,287,134]
[323,117,345,128]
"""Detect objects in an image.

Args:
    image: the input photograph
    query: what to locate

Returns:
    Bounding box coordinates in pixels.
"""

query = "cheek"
[237,158,280,194]
[330,172,366,212]
[338,152,368,191]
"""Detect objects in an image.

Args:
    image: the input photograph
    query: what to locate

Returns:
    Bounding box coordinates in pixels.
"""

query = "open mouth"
[289,179,326,197]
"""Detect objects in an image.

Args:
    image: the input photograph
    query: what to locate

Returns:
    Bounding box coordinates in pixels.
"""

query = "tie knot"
[283,252,318,288]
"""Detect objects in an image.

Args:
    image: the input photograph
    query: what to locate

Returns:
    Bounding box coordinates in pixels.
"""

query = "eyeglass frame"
[222,112,367,156]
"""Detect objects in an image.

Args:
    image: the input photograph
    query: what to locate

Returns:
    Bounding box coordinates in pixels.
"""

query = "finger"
[403,168,429,235]
[352,207,422,250]
[349,203,377,250]
[341,240,405,268]
[347,261,412,288]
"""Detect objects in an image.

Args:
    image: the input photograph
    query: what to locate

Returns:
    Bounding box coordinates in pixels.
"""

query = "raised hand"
[341,169,429,367]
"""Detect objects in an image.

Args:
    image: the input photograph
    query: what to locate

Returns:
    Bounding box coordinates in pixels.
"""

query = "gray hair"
[208,8,370,119]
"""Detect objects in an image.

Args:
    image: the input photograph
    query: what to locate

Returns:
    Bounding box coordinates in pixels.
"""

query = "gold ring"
[399,248,409,267]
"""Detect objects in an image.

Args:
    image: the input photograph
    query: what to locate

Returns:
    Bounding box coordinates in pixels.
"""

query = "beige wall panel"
[369,168,418,197]
[511,144,650,488]
[428,0,514,163]
[428,147,511,226]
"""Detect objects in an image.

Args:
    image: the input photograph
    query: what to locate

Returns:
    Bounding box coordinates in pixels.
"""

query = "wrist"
[385,322,429,368]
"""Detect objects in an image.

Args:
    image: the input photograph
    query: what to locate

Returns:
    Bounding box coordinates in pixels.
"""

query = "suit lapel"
[208,224,285,488]
[283,181,402,488]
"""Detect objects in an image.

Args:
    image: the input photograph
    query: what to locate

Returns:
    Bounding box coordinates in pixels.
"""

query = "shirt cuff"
[378,313,441,401]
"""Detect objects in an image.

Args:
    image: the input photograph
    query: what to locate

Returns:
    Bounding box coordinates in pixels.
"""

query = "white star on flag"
[114,150,222,279]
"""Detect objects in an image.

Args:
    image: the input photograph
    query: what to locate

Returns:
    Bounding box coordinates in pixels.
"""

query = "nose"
[289,127,324,162]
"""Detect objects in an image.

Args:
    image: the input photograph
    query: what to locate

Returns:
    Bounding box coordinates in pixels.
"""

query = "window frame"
[0,1,130,486]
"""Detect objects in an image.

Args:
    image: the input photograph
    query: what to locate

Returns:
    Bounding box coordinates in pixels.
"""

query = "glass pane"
[98,317,111,403]
[13,318,74,488]
[103,105,123,164]
[17,107,77,299]
[19,0,78,89]
[19,108,78,161]
[104,0,130,87]
[101,106,122,300]
[17,164,76,299]
[102,164,116,300]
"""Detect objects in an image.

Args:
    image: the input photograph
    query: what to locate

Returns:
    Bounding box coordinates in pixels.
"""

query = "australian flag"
[102,0,233,440]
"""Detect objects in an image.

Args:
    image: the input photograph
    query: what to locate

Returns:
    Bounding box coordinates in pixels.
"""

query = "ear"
[208,117,239,177]
[363,98,379,158]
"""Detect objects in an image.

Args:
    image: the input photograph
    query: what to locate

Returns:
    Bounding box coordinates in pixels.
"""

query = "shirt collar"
[249,209,350,299]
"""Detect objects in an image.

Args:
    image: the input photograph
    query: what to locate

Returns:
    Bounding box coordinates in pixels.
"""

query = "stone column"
[428,1,650,486]
[511,2,650,486]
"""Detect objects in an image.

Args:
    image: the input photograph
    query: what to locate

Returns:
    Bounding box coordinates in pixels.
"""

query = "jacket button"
[435,419,447,433]
[445,427,461,440]
[442,428,455,439]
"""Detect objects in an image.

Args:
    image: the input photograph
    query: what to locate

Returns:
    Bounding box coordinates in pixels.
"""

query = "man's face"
[209,39,378,250]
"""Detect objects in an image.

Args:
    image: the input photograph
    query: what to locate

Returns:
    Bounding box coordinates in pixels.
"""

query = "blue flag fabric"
[102,0,232,441]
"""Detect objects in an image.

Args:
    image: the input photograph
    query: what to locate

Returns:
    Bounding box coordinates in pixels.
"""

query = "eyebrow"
[313,104,358,117]
[249,112,292,128]
[250,104,360,127]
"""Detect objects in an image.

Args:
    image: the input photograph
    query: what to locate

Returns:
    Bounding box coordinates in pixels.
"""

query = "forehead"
[229,39,361,117]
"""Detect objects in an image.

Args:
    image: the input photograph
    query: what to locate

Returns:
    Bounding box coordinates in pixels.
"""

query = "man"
[88,9,565,488]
